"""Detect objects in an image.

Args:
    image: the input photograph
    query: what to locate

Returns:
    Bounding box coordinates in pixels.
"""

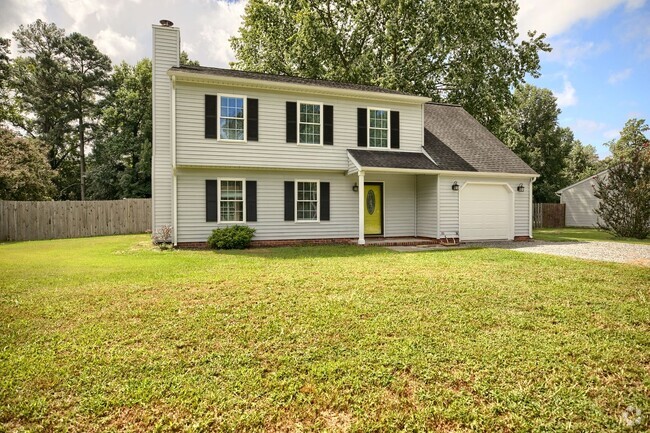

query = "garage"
[460,183,513,241]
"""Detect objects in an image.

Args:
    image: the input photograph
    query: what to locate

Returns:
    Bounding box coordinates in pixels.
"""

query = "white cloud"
[0,0,47,37]
[608,68,632,84]
[57,0,108,30]
[95,28,137,63]
[553,77,578,108]
[517,0,646,37]
[603,129,620,140]
[543,39,609,67]
[572,119,608,134]
[198,1,247,66]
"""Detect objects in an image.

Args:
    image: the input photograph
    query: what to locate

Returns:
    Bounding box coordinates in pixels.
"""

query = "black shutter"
[390,111,400,149]
[247,98,258,141]
[286,102,297,143]
[245,181,257,222]
[206,180,217,222]
[357,108,367,147]
[324,105,334,145]
[284,181,295,221]
[320,182,330,221]
[205,95,218,139]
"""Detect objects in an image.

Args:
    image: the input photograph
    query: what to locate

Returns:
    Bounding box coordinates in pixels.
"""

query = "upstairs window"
[219,95,246,141]
[368,108,389,148]
[298,102,322,145]
[296,180,319,221]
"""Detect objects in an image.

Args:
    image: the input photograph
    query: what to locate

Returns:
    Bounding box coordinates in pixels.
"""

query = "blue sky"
[525,1,650,157]
[1,0,648,158]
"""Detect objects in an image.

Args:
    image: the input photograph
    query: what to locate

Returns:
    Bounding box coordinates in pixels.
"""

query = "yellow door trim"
[364,183,383,235]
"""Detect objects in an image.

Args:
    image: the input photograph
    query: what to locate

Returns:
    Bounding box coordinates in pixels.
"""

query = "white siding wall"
[176,169,419,242]
[416,175,437,238]
[561,179,601,227]
[175,82,424,170]
[438,175,531,238]
[152,25,179,230]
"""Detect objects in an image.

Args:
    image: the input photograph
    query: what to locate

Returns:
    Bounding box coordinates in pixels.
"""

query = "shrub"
[152,225,173,250]
[207,225,256,250]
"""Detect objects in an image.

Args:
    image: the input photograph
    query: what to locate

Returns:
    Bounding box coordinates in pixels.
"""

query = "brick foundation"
[176,238,356,249]
[513,236,533,242]
[250,238,356,248]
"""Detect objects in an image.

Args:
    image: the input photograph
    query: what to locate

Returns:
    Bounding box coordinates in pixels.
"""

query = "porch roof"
[347,149,437,171]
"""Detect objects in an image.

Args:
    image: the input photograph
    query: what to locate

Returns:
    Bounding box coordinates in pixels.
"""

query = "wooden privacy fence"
[0,199,151,242]
[533,203,566,229]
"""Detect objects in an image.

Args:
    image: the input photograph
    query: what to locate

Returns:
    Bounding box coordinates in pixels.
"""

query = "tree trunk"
[79,116,85,201]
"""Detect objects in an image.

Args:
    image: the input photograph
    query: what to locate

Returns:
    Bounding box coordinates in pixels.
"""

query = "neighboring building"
[556,170,609,227]
[152,22,538,247]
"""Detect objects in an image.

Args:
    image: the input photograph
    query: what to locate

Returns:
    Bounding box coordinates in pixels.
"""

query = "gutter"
[167,70,430,105]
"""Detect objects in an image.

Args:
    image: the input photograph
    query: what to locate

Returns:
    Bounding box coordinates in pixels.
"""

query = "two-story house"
[152,22,538,247]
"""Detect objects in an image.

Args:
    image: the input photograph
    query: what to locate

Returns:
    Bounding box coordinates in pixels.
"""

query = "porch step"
[364,237,439,247]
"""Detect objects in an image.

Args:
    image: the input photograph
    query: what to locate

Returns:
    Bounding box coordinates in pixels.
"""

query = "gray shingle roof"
[424,103,537,175]
[170,65,414,97]
[348,149,437,170]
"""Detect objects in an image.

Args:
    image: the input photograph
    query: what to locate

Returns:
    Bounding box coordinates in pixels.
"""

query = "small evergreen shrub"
[207,225,256,249]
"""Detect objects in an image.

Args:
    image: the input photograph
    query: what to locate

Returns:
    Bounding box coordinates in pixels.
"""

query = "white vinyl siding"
[416,175,437,238]
[560,178,603,227]
[177,168,357,242]
[174,82,423,169]
[176,169,420,242]
[438,175,531,239]
[365,173,416,237]
[152,25,179,231]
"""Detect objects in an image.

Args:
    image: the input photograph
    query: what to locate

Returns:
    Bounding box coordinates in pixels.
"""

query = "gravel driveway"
[390,240,650,265]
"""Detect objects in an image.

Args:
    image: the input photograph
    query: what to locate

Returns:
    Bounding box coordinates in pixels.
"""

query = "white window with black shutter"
[205,95,258,142]
[284,180,330,222]
[286,102,334,146]
[368,108,390,148]
[206,179,257,223]
[358,107,400,149]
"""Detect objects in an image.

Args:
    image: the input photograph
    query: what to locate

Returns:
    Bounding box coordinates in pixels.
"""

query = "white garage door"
[460,183,512,241]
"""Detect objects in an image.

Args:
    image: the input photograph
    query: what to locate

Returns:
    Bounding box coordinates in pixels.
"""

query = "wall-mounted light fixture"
[451,181,459,191]
[517,183,525,192]
[352,182,359,192]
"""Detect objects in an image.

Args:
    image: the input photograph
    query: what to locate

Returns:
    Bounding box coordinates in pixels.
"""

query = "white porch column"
[358,171,365,245]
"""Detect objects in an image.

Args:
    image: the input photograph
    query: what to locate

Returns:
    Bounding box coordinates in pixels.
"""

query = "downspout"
[171,75,178,246]
[414,175,418,237]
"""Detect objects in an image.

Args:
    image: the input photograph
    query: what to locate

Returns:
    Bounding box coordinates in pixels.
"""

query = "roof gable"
[423,103,537,175]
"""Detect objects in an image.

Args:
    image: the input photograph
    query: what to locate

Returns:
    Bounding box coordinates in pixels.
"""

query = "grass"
[534,227,650,244]
[0,235,648,432]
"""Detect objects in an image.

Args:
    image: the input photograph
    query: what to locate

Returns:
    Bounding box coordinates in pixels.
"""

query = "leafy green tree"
[0,37,14,126]
[87,59,152,199]
[231,0,549,132]
[594,146,650,239]
[607,118,649,161]
[180,51,200,66]
[497,84,572,202]
[62,32,112,200]
[593,119,650,238]
[0,127,55,200]
[563,140,603,185]
[10,20,78,198]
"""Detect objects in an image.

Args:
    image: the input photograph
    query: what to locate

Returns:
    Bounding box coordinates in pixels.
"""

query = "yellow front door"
[364,184,383,235]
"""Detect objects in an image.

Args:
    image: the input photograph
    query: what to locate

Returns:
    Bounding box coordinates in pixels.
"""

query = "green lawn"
[534,227,650,244]
[1,235,649,432]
